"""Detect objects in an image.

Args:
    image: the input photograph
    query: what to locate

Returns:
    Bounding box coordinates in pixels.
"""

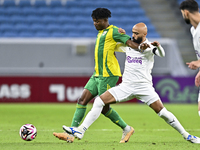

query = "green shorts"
[84,75,119,97]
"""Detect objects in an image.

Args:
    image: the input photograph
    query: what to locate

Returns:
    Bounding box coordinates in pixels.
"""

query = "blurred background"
[0,0,198,103]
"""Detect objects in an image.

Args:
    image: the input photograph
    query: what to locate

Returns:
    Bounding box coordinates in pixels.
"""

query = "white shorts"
[108,82,160,106]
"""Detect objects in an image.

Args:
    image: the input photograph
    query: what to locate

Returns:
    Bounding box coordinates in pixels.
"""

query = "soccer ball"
[19,124,37,141]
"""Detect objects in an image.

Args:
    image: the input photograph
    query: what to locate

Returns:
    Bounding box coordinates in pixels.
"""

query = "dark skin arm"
[126,39,139,49]
[119,28,150,51]
[126,39,150,51]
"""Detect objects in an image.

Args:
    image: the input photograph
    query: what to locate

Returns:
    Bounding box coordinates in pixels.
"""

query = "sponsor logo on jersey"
[126,56,142,64]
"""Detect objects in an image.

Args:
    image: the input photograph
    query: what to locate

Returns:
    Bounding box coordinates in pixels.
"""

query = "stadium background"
[0,0,198,103]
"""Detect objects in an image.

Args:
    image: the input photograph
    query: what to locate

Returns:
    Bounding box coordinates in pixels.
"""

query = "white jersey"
[191,23,200,103]
[115,39,159,85]
[191,22,200,60]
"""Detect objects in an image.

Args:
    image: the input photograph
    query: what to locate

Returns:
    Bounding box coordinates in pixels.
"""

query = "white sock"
[123,125,131,132]
[158,107,186,135]
[198,111,200,116]
[78,124,87,133]
[80,96,105,129]
[182,132,190,139]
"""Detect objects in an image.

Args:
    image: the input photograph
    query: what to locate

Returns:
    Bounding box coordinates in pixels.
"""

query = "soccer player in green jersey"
[53,8,148,143]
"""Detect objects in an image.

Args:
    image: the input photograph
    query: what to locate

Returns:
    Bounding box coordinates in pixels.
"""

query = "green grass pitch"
[0,103,200,150]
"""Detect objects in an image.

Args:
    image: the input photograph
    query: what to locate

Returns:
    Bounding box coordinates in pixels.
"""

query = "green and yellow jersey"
[94,25,131,77]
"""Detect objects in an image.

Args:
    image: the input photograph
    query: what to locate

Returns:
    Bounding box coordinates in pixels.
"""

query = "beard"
[132,37,143,44]
[183,14,190,24]
[184,18,190,24]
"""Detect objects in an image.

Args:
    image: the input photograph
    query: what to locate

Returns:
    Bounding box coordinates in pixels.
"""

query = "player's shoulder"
[111,25,119,33]
[144,38,151,43]
[111,25,118,29]
[107,25,119,33]
[108,25,118,30]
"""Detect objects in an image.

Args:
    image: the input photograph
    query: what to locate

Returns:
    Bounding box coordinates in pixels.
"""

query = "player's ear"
[184,9,190,17]
[104,18,108,22]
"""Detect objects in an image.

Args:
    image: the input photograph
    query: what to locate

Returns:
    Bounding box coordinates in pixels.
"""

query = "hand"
[139,43,150,52]
[151,41,160,47]
[186,60,200,70]
[195,71,200,87]
[118,28,126,34]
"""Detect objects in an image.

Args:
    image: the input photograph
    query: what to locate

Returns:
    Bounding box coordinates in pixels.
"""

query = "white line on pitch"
[92,129,200,132]
[1,129,200,132]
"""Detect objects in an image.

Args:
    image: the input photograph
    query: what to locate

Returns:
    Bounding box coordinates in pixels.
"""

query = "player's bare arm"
[186,60,200,70]
[118,28,139,49]
[118,27,149,51]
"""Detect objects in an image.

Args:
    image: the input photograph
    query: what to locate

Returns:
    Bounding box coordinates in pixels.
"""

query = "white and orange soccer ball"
[19,124,37,141]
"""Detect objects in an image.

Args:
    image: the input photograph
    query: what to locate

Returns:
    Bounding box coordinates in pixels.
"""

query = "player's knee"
[77,89,94,105]
[101,105,110,115]
[77,97,88,105]
[93,96,105,108]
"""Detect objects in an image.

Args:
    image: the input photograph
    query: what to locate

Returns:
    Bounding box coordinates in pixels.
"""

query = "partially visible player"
[61,22,200,143]
[179,0,200,116]
[53,8,149,143]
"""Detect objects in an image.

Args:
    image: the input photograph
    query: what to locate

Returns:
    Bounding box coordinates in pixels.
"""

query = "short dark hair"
[179,0,199,13]
[91,8,111,19]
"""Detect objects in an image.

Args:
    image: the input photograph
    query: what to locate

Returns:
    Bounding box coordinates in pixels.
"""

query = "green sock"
[104,108,127,129]
[71,104,87,127]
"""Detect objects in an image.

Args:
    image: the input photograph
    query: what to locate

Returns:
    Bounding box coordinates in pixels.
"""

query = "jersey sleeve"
[143,42,165,57]
[112,27,131,44]
[114,43,127,53]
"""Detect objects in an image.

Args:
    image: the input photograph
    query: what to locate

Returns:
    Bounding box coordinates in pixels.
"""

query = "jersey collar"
[191,22,200,38]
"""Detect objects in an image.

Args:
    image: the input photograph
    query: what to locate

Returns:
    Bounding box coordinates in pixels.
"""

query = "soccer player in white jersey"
[55,22,200,143]
[180,0,200,116]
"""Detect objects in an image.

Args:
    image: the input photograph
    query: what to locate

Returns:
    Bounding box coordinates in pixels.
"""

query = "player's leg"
[70,75,98,127]
[138,83,186,135]
[198,91,200,116]
[150,100,187,134]
[53,90,94,142]
[64,83,135,142]
[63,91,116,140]
[99,76,128,130]
[53,76,97,142]
[101,104,134,143]
[137,83,200,143]
[99,77,134,143]
[71,89,94,127]
[198,101,200,116]
[150,99,200,143]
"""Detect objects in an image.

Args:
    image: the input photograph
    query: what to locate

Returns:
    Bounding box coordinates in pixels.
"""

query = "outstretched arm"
[126,39,150,52]
[118,28,150,51]
[186,60,200,70]
[151,41,165,57]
